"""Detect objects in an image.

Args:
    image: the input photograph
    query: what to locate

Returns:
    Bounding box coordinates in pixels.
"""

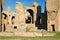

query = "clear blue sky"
[3,0,46,13]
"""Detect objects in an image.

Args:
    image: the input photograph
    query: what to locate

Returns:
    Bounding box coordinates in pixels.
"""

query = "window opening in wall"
[14,26,17,29]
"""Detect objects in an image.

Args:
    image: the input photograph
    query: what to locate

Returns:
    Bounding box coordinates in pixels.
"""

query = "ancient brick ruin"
[0,0,60,33]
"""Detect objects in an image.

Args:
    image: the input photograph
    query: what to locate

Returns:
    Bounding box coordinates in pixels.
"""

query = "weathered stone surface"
[26,24,38,32]
[46,0,60,31]
[0,0,2,32]
[0,32,55,37]
[46,0,59,11]
[2,0,4,6]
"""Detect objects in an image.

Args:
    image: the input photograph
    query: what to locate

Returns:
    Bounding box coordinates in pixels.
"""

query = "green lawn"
[0,36,60,40]
[0,32,60,40]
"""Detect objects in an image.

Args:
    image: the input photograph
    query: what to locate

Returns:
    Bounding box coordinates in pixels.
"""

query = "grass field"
[0,32,60,40]
[0,36,60,40]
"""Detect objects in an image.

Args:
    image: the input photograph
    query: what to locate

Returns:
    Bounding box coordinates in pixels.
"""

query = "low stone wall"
[0,32,55,37]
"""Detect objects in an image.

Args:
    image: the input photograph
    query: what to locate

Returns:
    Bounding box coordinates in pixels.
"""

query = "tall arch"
[26,9,34,23]
[2,13,7,32]
[11,16,15,24]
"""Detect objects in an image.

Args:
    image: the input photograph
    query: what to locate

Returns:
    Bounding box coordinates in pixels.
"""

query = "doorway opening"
[4,24,5,32]
[51,25,55,31]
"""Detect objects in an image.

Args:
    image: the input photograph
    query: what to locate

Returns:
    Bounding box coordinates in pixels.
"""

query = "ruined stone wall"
[46,0,60,31]
[2,2,38,32]
[57,0,60,31]
[0,0,2,32]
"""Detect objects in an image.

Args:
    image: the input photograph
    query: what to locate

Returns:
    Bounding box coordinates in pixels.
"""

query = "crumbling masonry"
[2,2,42,32]
[1,0,60,33]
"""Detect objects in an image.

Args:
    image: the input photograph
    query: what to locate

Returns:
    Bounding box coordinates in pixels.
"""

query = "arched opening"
[11,16,15,24]
[25,9,34,24]
[3,13,7,19]
[11,16,15,20]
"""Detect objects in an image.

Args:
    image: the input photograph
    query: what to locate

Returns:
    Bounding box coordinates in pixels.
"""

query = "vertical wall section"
[0,0,2,32]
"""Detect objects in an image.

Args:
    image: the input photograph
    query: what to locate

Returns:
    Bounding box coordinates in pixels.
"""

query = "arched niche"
[26,9,34,24]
